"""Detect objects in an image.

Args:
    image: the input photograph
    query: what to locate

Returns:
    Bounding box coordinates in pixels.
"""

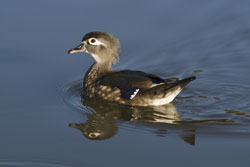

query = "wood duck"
[68,32,196,106]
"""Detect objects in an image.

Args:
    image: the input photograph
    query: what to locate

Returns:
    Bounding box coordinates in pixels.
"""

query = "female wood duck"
[68,32,196,106]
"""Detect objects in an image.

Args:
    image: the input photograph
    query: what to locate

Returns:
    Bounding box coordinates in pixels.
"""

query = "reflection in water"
[224,109,250,118]
[62,79,241,146]
[180,129,196,146]
[69,114,117,140]
[69,94,196,145]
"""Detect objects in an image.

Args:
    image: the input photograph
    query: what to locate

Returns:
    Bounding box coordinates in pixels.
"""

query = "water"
[1,0,250,166]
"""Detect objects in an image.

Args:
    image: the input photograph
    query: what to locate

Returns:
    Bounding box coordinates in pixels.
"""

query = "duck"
[68,32,196,106]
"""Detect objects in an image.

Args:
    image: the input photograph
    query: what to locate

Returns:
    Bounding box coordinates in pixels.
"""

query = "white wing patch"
[129,89,140,99]
[149,83,164,88]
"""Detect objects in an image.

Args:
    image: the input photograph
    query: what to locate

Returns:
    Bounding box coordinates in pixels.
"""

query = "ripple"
[60,79,93,114]
[61,78,250,143]
[61,79,250,125]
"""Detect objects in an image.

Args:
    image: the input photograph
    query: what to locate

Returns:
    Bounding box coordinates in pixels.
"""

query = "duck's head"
[68,32,120,64]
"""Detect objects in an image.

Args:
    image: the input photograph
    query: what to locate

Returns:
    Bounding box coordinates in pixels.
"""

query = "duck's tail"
[132,76,196,106]
[172,76,196,89]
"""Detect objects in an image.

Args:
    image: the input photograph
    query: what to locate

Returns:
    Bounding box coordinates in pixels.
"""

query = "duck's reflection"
[69,95,195,145]
[69,114,117,140]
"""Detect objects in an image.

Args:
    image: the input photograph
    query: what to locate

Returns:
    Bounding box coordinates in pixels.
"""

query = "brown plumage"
[68,32,196,106]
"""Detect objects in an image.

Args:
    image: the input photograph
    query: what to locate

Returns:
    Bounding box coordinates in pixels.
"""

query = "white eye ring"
[89,38,96,44]
[88,38,106,46]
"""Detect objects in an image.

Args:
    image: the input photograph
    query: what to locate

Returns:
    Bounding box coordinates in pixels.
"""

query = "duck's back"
[90,70,195,106]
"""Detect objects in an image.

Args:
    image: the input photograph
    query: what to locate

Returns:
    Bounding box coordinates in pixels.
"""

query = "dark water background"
[1,0,250,166]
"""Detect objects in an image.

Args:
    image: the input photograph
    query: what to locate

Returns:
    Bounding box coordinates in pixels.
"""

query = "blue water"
[1,0,250,166]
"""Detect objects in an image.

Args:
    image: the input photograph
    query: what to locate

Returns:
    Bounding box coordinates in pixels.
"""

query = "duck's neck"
[83,62,113,89]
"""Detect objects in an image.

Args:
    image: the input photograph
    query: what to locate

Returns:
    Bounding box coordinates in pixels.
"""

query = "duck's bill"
[68,43,86,54]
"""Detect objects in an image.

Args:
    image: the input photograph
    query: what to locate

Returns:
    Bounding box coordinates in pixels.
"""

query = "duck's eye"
[89,38,96,44]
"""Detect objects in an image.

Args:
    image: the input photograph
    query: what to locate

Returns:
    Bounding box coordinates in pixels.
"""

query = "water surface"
[1,0,250,166]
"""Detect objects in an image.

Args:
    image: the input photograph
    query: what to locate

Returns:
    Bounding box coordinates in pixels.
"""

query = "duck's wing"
[97,70,167,100]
